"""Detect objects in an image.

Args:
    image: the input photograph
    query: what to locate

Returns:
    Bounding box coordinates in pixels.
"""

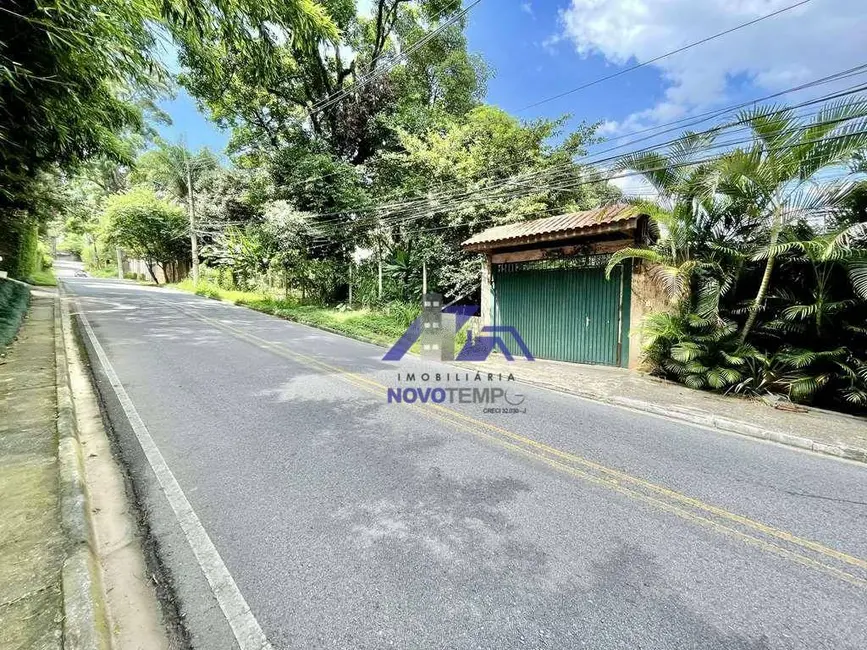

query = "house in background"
[462,204,667,369]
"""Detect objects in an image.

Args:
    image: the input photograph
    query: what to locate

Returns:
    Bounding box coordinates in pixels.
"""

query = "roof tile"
[462,204,644,249]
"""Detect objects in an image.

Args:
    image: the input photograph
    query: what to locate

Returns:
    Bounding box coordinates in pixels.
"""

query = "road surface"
[62,274,867,650]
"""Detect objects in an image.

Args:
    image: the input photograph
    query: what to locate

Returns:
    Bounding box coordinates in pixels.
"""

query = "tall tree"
[711,100,867,342]
[178,0,487,164]
[101,187,189,284]
[134,142,219,284]
[0,0,334,215]
[365,106,614,298]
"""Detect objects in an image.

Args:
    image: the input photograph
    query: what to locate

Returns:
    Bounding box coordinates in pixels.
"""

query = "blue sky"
[157,0,866,191]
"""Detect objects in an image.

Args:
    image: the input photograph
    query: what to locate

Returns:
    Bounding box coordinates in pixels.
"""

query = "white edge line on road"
[71,293,273,650]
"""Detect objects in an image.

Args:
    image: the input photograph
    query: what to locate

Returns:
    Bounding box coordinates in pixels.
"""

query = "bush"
[0,278,30,348]
[9,222,40,279]
[27,268,56,286]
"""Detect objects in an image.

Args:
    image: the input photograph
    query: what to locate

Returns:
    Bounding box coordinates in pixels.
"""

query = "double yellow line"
[164,299,867,589]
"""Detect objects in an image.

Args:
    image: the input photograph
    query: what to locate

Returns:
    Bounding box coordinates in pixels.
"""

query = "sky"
[156,0,867,192]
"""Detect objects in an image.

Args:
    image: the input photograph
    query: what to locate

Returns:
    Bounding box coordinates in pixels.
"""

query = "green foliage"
[133,142,218,202]
[624,119,867,413]
[183,0,480,166]
[11,223,40,279]
[642,311,765,392]
[27,268,56,287]
[101,188,189,283]
[0,0,333,232]
[174,278,416,346]
[57,233,85,258]
[369,105,611,299]
[0,0,156,214]
[0,278,30,349]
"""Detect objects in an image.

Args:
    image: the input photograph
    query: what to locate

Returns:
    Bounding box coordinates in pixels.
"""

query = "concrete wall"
[124,259,189,285]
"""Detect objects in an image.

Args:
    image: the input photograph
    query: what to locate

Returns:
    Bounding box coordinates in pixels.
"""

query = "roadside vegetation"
[2,2,866,413]
[607,112,867,413]
[175,277,418,348]
[0,279,30,349]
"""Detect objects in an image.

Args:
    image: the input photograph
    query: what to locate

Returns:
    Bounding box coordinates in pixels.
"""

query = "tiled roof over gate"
[462,204,645,251]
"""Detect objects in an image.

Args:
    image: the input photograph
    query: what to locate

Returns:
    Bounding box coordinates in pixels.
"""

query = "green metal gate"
[493,258,631,367]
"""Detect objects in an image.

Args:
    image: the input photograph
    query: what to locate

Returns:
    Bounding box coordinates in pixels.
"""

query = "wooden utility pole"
[183,147,199,286]
[377,242,383,300]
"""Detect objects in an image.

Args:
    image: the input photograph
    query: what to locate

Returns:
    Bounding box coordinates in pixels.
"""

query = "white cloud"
[520,2,534,17]
[608,169,659,200]
[556,0,867,134]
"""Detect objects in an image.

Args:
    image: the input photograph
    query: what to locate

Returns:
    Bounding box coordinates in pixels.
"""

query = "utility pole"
[115,247,123,280]
[183,147,199,286]
[422,260,427,296]
[348,262,353,307]
[377,241,383,300]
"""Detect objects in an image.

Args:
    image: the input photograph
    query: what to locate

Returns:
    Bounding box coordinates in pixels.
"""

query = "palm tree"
[135,141,217,284]
[714,98,867,343]
[604,133,734,309]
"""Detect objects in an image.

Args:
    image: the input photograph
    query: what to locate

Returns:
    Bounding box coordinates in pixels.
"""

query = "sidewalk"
[462,356,867,463]
[0,290,64,649]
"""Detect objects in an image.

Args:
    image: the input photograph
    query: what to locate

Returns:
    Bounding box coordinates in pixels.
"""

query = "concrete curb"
[497,374,867,465]
[54,285,108,650]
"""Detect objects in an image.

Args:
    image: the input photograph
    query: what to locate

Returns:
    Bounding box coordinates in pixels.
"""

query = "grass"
[172,279,416,348]
[0,278,30,348]
[87,265,120,279]
[27,268,56,286]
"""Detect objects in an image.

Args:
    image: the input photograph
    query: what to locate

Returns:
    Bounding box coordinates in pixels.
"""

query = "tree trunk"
[146,261,159,285]
[740,207,782,344]
[377,250,383,300]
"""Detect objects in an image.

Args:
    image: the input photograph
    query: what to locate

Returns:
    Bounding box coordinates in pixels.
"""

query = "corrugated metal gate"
[493,256,631,367]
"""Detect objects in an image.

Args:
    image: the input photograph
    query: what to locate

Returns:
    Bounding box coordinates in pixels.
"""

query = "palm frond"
[781,303,819,321]
[788,374,830,401]
[736,105,799,151]
[670,341,703,363]
[779,181,853,224]
[605,247,667,279]
[684,374,706,389]
[614,151,681,196]
[828,221,867,251]
[848,259,867,299]
[798,114,867,179]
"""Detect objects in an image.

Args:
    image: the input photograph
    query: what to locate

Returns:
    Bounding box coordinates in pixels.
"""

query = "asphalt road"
[62,272,867,650]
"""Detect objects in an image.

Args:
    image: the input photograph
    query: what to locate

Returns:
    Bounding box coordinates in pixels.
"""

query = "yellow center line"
[164,300,867,584]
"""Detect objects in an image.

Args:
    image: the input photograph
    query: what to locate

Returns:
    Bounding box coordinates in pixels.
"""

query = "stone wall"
[628,261,669,369]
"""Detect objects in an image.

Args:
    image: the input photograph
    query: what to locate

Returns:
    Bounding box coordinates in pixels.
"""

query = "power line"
[300,72,867,226]
[201,82,867,248]
[518,0,813,112]
[299,126,867,252]
[275,62,867,208]
[304,83,867,229]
